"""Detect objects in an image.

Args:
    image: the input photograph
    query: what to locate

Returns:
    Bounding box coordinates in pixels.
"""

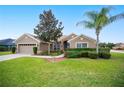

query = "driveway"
[0,54,31,61]
[0,54,64,62]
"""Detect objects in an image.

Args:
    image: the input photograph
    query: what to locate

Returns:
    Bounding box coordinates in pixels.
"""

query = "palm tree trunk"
[48,43,50,55]
[96,32,99,54]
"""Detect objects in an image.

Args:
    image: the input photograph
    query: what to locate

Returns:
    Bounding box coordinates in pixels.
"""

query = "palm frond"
[109,12,124,23]
[76,20,94,29]
[84,11,98,21]
[100,6,113,15]
[95,14,109,28]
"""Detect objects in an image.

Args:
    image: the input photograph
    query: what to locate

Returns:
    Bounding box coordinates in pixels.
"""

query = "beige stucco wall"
[39,43,48,51]
[69,36,96,48]
[16,35,40,52]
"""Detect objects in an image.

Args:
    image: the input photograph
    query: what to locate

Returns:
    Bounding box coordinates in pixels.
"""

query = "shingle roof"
[68,34,96,42]
[17,33,96,43]
[58,35,67,41]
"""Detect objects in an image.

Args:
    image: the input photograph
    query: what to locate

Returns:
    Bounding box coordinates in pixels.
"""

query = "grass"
[0,51,11,56]
[0,53,124,87]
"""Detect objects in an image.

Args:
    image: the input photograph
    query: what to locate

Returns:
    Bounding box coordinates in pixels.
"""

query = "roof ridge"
[80,34,96,41]
[68,34,96,42]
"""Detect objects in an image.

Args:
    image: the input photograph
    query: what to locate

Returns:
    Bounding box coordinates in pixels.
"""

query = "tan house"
[16,33,96,54]
[113,43,124,50]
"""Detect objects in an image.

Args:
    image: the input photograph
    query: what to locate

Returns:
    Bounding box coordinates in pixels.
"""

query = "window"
[76,42,88,48]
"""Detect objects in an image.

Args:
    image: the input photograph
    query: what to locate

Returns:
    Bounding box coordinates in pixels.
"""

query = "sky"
[0,5,124,43]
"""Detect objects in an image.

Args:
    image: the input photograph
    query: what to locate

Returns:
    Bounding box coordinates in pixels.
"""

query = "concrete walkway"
[111,50,124,53]
[0,54,64,62]
[0,54,30,62]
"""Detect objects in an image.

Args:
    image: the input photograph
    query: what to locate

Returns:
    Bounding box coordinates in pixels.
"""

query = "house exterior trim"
[75,42,89,48]
[15,33,41,44]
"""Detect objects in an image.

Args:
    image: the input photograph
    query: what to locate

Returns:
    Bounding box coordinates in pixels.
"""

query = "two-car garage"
[18,44,36,54]
[16,34,40,54]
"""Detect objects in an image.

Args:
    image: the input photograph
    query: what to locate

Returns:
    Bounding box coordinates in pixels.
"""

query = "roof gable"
[68,34,96,43]
[16,33,41,43]
[59,33,77,41]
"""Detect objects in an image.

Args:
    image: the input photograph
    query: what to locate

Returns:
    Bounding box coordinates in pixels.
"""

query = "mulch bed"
[46,57,66,62]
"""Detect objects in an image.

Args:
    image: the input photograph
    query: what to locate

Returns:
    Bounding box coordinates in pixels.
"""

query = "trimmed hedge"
[99,47,110,53]
[65,51,81,58]
[65,48,95,51]
[65,48,111,59]
[65,48,110,53]
[41,51,48,55]
[99,52,111,59]
[0,46,8,51]
[41,50,63,56]
[88,52,98,59]
[80,51,88,57]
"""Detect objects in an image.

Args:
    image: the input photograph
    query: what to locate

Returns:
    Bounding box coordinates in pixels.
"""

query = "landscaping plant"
[99,52,111,59]
[88,52,98,59]
[77,6,124,53]
[11,47,16,54]
[34,9,64,54]
[33,47,37,55]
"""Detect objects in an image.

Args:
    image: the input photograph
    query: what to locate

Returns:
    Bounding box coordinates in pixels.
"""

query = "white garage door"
[19,44,36,54]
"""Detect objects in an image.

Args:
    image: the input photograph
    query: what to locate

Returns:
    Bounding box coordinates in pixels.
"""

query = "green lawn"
[0,53,124,87]
[0,51,11,56]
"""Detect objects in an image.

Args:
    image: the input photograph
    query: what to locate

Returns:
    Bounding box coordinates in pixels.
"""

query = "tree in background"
[99,42,115,49]
[77,6,124,53]
[34,10,64,54]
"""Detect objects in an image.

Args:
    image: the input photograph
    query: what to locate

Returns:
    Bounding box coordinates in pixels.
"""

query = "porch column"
[16,44,18,53]
[36,43,37,47]
[36,43,39,51]
[61,40,64,51]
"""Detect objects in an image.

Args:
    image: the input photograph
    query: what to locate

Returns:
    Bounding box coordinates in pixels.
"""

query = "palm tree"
[77,7,124,53]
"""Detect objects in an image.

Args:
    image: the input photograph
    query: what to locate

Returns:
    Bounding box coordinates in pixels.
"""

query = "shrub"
[98,52,103,58]
[0,46,8,51]
[41,51,48,55]
[64,48,110,59]
[99,48,110,53]
[65,48,96,52]
[11,47,16,54]
[103,53,111,59]
[41,50,63,56]
[67,53,81,58]
[51,50,63,55]
[99,52,111,59]
[33,47,37,55]
[80,51,88,57]
[65,48,110,53]
[65,51,81,58]
[88,52,98,59]
[99,43,115,49]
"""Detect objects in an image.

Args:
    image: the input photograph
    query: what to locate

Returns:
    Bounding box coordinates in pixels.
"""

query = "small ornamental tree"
[11,47,16,54]
[34,9,64,54]
[33,47,37,55]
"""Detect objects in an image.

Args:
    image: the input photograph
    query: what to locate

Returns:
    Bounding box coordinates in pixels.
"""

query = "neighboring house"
[0,38,15,50]
[16,33,96,54]
[0,38,15,46]
[113,43,124,50]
